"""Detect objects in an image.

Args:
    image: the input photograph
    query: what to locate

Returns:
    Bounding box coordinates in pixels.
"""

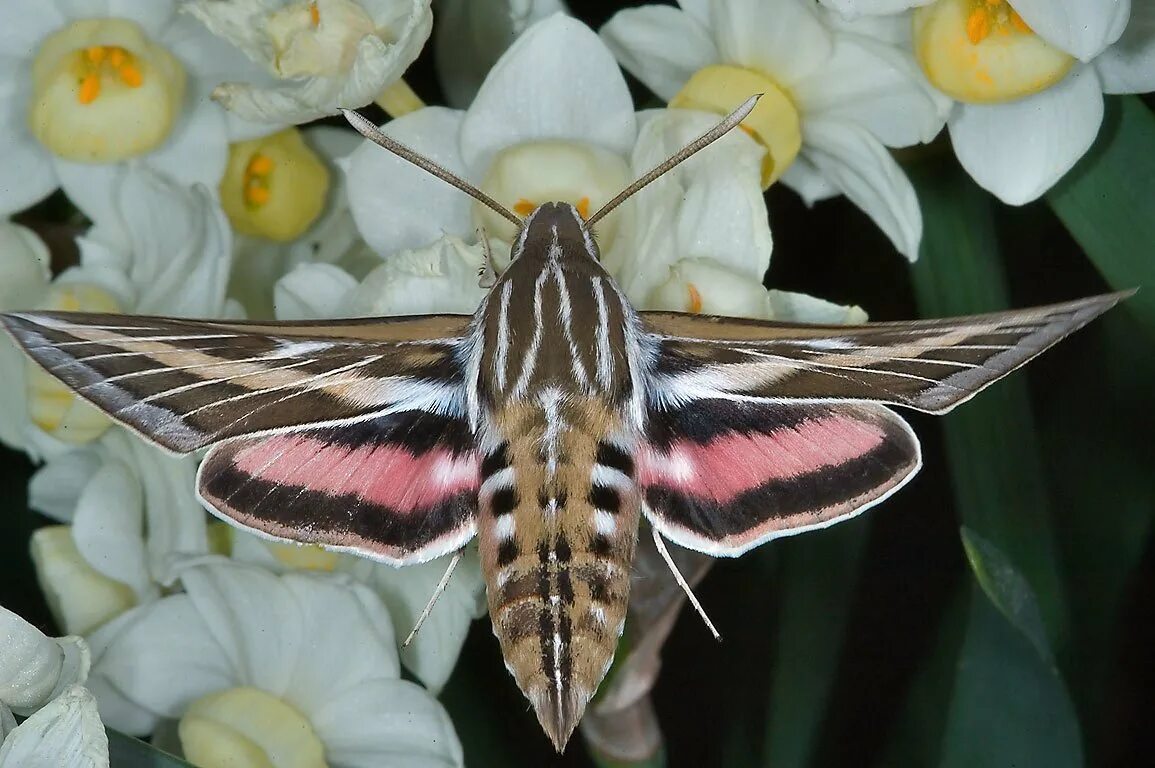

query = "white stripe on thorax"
[510,267,550,399]
[494,279,513,391]
[552,261,590,390]
[590,277,614,390]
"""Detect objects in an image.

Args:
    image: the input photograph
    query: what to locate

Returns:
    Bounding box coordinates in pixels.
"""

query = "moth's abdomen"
[477,399,639,751]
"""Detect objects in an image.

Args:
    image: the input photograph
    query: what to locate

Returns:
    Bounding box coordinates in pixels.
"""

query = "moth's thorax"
[475,201,642,413]
[476,393,640,751]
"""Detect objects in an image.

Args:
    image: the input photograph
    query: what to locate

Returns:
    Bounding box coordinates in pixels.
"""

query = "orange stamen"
[576,197,590,220]
[966,7,991,44]
[513,199,537,217]
[246,184,271,206]
[1010,10,1032,33]
[309,1,320,26]
[84,46,106,64]
[78,73,100,104]
[118,63,143,88]
[107,47,126,68]
[687,284,703,314]
[247,153,274,176]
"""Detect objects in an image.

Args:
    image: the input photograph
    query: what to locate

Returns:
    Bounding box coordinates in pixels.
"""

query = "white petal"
[949,67,1104,205]
[276,573,401,711]
[710,0,834,86]
[780,153,841,204]
[273,263,358,320]
[344,107,474,254]
[70,462,151,599]
[1095,0,1155,93]
[0,685,108,768]
[110,0,177,36]
[0,3,64,56]
[615,109,771,300]
[344,549,485,692]
[802,118,922,260]
[0,110,59,215]
[141,105,231,192]
[460,14,637,171]
[52,161,125,232]
[108,166,233,317]
[28,451,102,523]
[435,0,569,108]
[599,6,719,101]
[177,563,304,696]
[1012,0,1131,61]
[818,0,933,17]
[0,607,67,713]
[309,679,463,768]
[0,222,51,310]
[766,289,869,324]
[29,526,139,637]
[87,595,232,721]
[792,33,949,147]
[346,236,489,317]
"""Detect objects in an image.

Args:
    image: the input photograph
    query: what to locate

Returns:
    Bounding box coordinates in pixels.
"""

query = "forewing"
[638,399,920,556]
[198,410,479,565]
[642,292,1128,413]
[1,311,472,453]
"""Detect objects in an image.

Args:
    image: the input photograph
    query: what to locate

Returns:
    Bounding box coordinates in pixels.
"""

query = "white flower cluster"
[0,0,1151,765]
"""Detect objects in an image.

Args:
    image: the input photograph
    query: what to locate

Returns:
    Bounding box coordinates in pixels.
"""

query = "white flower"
[434,0,568,108]
[908,0,1155,204]
[0,686,108,768]
[0,607,106,767]
[0,222,52,452]
[0,0,272,218]
[617,109,867,323]
[86,559,463,767]
[601,0,951,260]
[184,0,434,124]
[229,127,383,319]
[345,14,638,256]
[230,530,486,692]
[28,429,210,636]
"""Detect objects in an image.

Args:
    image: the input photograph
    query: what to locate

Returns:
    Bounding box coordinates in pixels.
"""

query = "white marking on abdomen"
[593,509,617,535]
[494,514,516,540]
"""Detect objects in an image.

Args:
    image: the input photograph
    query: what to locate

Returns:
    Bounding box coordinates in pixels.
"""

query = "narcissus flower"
[0,0,271,218]
[344,15,638,255]
[184,0,434,123]
[86,560,463,767]
[602,0,950,260]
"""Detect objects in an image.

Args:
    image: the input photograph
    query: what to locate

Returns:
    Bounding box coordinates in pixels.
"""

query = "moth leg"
[403,548,466,647]
[477,227,498,289]
[651,524,721,641]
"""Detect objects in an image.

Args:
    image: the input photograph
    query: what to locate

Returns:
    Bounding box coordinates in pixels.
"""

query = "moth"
[1,96,1127,752]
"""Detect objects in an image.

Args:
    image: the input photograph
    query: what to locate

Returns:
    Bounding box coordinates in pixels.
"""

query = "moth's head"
[510,201,598,262]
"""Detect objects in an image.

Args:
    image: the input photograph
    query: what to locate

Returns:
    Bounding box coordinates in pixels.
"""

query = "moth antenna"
[403,548,465,647]
[585,94,762,229]
[342,109,522,228]
[650,525,721,641]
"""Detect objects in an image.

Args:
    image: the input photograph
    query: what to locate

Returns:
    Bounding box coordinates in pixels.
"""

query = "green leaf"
[762,522,867,768]
[1047,96,1155,332]
[107,729,195,767]
[959,527,1052,666]
[908,158,1068,641]
[938,586,1082,768]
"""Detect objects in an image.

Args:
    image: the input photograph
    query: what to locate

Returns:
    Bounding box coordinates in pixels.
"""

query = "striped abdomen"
[477,398,640,750]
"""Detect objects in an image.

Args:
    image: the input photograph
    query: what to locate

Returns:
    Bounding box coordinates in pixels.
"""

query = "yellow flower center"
[476,140,631,247]
[29,19,186,162]
[30,526,137,636]
[913,0,1074,103]
[669,65,796,189]
[220,128,331,242]
[179,687,326,768]
[27,284,118,443]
